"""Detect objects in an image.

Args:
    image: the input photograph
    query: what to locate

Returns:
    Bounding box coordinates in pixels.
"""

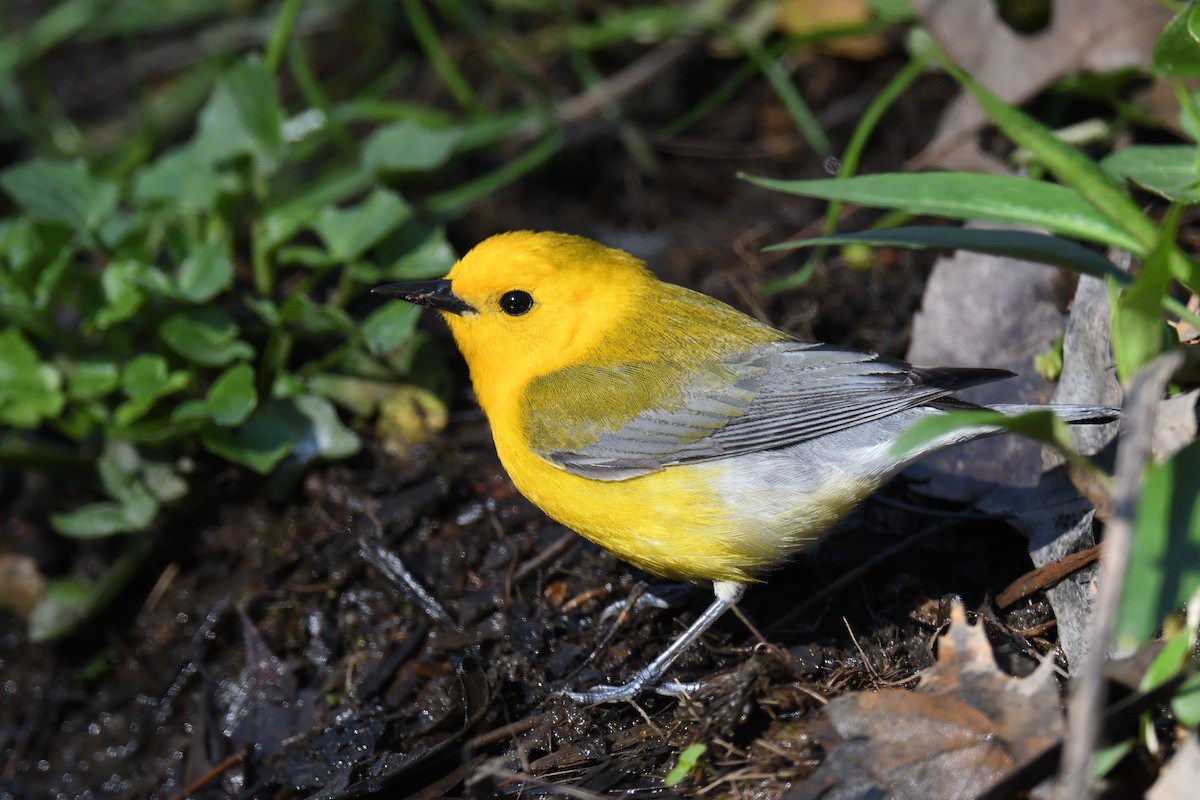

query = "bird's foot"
[560,679,647,704]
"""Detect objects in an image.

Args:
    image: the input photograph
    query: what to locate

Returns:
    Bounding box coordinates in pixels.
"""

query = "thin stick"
[1056,351,1180,799]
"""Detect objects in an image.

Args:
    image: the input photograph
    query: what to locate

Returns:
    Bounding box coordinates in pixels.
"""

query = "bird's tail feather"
[988,403,1121,425]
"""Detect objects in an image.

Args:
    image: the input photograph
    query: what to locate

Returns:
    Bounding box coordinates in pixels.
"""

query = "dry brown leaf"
[0,553,45,617]
[911,0,1174,171]
[777,0,887,60]
[787,601,1062,800]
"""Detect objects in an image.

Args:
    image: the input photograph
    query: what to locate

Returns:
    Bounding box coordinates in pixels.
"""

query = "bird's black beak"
[372,279,475,315]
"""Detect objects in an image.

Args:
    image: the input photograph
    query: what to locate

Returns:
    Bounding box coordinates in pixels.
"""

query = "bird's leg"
[562,580,746,704]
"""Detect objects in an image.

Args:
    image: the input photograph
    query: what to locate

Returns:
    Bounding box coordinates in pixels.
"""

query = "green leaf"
[1116,438,1200,649]
[1173,672,1200,727]
[175,239,234,302]
[1089,741,1133,780]
[159,307,254,367]
[1102,146,1200,204]
[280,294,358,338]
[362,120,463,175]
[362,301,421,356]
[0,159,118,234]
[742,173,1142,253]
[200,400,305,474]
[207,363,257,426]
[95,259,146,329]
[293,394,360,461]
[132,144,238,210]
[1141,624,1193,693]
[939,54,1189,285]
[49,502,137,539]
[665,743,707,787]
[1153,3,1200,77]
[0,327,65,427]
[66,358,120,400]
[193,55,285,174]
[26,578,92,642]
[96,439,157,526]
[1110,206,1178,383]
[310,189,412,263]
[116,355,189,427]
[143,461,188,503]
[767,226,1128,283]
[120,354,188,401]
[352,226,456,282]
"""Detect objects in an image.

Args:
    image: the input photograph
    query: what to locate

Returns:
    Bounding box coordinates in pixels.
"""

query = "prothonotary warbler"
[374,231,1119,703]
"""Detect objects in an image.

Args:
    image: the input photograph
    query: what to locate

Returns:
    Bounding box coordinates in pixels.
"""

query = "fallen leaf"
[905,222,1073,501]
[911,0,1174,171]
[1148,733,1200,800]
[788,601,1062,800]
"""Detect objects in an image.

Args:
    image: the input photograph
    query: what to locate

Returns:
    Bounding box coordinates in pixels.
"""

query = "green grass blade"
[743,172,1143,252]
[768,226,1128,283]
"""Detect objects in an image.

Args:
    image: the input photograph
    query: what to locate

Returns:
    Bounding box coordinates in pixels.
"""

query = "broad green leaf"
[352,226,456,282]
[1102,146,1200,204]
[0,327,65,427]
[1153,3,1200,77]
[0,159,118,234]
[362,120,464,175]
[307,373,395,416]
[256,165,373,253]
[1110,206,1177,382]
[66,358,120,400]
[767,226,1127,283]
[293,394,360,461]
[200,400,305,474]
[95,259,146,329]
[27,578,91,641]
[49,504,133,539]
[193,55,285,174]
[175,239,234,302]
[95,440,157,528]
[159,307,254,367]
[742,173,1142,253]
[207,363,257,426]
[362,301,421,356]
[133,144,238,210]
[142,461,188,503]
[280,294,357,338]
[310,189,412,262]
[1116,439,1200,649]
[121,354,188,401]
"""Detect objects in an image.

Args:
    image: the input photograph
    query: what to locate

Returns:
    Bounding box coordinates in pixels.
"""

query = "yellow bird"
[374,231,1117,702]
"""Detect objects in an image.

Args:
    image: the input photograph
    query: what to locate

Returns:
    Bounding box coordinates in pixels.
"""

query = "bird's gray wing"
[522,340,1009,480]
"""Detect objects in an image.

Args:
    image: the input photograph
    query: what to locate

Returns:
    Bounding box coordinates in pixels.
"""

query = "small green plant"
[749,7,1200,783]
[0,40,484,636]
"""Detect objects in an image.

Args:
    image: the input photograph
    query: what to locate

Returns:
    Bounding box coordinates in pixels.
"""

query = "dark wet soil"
[1,28,1087,800]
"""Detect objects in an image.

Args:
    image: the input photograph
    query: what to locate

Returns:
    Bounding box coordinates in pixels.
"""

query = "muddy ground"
[0,25,1129,800]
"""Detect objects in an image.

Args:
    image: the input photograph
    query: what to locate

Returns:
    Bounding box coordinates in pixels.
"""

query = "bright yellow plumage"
[372,230,1117,701]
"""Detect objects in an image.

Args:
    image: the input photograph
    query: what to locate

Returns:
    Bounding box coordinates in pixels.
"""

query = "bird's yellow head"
[373,231,655,409]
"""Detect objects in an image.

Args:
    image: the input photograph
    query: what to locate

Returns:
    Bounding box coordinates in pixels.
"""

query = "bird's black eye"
[499,290,534,316]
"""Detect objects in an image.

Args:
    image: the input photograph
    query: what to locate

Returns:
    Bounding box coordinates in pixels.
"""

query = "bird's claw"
[559,681,646,704]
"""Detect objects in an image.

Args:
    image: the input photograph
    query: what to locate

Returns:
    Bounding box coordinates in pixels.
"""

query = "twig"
[1056,351,1182,799]
[996,544,1102,609]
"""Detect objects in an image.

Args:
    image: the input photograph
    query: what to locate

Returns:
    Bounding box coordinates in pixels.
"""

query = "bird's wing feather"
[522,341,1011,480]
